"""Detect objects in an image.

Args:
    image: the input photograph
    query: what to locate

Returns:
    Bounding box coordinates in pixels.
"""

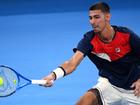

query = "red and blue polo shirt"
[74,25,140,89]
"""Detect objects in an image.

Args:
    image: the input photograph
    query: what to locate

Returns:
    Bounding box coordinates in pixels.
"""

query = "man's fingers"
[131,82,136,89]
[46,80,54,87]
[132,80,140,97]
[134,88,140,97]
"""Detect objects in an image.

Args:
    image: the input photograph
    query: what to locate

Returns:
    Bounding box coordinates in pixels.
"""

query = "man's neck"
[98,26,115,43]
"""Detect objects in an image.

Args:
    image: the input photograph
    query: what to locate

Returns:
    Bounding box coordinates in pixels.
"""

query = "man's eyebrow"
[89,14,100,17]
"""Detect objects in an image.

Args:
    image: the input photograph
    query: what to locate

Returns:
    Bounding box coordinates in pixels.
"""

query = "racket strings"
[0,71,10,91]
[0,67,18,96]
[0,70,13,91]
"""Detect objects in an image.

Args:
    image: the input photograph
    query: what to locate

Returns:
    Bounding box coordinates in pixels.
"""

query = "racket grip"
[31,80,47,85]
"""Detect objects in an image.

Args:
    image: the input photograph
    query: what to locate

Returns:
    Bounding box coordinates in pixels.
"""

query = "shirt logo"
[115,48,120,53]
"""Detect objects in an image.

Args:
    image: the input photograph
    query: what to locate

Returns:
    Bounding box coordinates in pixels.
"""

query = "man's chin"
[94,29,100,33]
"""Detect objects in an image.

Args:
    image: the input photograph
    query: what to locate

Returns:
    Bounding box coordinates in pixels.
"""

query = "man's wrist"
[51,72,57,80]
[52,66,66,80]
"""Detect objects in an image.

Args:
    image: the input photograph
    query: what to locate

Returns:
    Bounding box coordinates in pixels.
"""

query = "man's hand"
[131,79,140,97]
[41,73,55,87]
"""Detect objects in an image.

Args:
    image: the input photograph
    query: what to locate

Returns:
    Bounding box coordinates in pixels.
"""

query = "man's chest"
[90,32,131,61]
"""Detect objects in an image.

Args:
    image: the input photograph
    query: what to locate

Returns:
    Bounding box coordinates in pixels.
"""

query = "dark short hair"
[89,2,110,13]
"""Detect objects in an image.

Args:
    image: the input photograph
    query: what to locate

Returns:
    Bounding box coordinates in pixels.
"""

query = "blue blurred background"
[0,0,140,105]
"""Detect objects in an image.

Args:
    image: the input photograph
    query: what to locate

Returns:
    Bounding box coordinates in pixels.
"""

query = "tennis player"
[42,2,140,105]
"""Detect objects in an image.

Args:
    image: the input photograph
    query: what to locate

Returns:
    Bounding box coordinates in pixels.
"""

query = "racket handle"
[31,80,47,85]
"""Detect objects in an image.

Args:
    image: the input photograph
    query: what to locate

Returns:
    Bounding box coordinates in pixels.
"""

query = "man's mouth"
[92,25,98,29]
[94,26,98,28]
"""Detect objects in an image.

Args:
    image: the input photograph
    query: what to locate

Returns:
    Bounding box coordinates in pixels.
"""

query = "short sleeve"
[129,30,140,57]
[73,31,94,56]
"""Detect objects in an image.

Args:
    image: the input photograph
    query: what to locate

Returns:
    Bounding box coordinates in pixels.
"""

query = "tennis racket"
[0,65,47,97]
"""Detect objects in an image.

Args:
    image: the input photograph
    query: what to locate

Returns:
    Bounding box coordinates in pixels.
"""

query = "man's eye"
[89,16,100,20]
[89,16,92,20]
[94,16,100,19]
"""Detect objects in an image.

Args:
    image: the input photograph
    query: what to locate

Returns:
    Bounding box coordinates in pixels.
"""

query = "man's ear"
[105,13,111,21]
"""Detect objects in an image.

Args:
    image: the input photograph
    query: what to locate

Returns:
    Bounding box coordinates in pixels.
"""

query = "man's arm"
[129,31,140,96]
[42,50,84,87]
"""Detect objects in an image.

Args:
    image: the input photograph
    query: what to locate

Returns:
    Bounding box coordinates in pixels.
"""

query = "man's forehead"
[89,10,103,16]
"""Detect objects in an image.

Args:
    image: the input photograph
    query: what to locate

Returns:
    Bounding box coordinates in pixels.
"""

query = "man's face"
[89,10,110,33]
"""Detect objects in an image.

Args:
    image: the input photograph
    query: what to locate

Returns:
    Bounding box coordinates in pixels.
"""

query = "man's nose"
[90,18,95,25]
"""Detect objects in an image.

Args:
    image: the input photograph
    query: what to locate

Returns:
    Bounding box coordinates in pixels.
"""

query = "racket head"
[0,65,20,97]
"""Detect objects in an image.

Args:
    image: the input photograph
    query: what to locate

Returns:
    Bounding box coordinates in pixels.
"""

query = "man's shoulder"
[83,30,95,40]
[85,30,95,34]
[113,25,133,34]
